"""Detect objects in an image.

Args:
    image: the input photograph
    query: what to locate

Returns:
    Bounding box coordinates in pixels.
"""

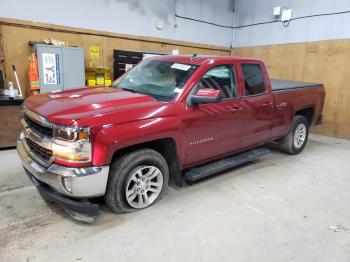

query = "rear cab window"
[241,64,266,96]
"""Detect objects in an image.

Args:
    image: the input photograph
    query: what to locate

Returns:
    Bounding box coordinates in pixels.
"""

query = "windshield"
[112,59,198,101]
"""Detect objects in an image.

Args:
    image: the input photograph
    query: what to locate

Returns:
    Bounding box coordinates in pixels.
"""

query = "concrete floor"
[0,134,350,262]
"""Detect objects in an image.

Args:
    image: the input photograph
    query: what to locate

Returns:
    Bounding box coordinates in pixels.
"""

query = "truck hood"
[24,86,159,126]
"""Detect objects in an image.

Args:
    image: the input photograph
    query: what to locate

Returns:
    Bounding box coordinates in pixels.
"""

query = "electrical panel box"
[34,44,85,93]
[273,7,281,17]
[281,8,292,22]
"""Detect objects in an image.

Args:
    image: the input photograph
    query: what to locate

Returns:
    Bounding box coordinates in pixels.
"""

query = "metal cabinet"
[34,44,85,93]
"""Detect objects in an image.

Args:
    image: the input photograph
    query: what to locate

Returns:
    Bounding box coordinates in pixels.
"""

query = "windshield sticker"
[171,63,191,71]
[49,94,61,98]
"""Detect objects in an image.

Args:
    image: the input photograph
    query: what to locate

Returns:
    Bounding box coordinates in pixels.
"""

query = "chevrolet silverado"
[17,55,325,222]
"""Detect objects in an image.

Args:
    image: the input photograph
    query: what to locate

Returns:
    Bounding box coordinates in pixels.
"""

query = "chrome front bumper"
[17,133,109,198]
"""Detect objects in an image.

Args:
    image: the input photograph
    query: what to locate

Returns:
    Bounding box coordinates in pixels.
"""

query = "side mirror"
[190,89,222,106]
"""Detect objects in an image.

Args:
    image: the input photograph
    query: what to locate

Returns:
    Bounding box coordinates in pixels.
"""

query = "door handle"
[262,101,272,107]
[276,102,288,110]
[229,106,243,112]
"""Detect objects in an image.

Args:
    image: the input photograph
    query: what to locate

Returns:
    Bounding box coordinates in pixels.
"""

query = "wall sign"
[90,45,100,59]
[42,53,60,85]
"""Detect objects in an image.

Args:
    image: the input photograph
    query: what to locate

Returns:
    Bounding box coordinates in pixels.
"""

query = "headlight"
[52,127,91,163]
[53,126,89,141]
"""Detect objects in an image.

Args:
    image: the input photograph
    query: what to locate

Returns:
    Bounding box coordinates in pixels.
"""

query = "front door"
[184,64,244,166]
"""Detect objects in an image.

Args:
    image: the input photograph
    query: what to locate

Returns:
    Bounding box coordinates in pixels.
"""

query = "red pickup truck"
[17,55,325,222]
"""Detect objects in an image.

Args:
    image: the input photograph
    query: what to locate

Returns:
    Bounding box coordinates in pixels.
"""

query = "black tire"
[279,115,309,155]
[104,148,169,214]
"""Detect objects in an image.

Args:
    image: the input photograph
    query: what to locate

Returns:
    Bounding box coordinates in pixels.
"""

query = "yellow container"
[85,67,111,86]
[87,79,96,86]
[105,79,112,86]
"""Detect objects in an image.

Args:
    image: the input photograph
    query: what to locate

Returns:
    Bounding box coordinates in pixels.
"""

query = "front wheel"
[105,149,169,213]
[279,115,309,155]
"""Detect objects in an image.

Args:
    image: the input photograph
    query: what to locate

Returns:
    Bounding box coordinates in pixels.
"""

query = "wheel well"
[295,108,314,125]
[111,138,182,187]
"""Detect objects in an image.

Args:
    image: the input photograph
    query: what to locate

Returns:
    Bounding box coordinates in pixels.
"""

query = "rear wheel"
[105,149,169,213]
[279,115,309,155]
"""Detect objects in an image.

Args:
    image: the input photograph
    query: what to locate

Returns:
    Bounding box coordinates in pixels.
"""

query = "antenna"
[191,53,199,60]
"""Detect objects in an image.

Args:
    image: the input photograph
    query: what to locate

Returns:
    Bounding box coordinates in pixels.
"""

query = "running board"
[185,148,270,182]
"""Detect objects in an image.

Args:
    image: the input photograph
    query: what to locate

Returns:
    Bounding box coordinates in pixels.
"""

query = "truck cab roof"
[149,55,262,65]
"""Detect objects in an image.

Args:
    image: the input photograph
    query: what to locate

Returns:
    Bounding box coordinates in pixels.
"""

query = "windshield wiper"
[120,87,154,97]
[120,87,148,95]
[151,94,173,101]
[120,87,137,93]
[120,87,172,101]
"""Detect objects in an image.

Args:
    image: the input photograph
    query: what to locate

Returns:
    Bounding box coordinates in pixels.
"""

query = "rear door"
[239,63,274,147]
[184,64,244,165]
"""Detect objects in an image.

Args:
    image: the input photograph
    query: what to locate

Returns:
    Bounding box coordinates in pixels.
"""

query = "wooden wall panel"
[0,18,230,98]
[233,40,350,139]
[0,105,22,148]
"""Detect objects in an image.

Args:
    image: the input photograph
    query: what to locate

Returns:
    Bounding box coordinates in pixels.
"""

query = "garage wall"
[232,0,350,139]
[234,0,350,47]
[0,0,235,47]
[0,17,231,98]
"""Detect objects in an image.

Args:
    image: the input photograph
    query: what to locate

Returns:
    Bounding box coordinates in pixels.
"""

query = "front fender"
[92,116,185,166]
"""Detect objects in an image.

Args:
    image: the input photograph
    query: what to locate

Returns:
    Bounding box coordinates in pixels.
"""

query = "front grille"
[26,138,53,163]
[24,115,52,137]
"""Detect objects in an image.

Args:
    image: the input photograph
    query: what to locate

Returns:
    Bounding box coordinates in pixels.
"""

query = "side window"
[196,65,236,99]
[242,64,266,96]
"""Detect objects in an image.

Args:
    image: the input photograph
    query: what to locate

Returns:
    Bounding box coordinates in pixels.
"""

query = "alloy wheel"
[125,165,163,209]
[293,123,307,148]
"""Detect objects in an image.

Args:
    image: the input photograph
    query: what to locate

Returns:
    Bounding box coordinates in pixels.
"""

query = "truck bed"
[271,79,321,91]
